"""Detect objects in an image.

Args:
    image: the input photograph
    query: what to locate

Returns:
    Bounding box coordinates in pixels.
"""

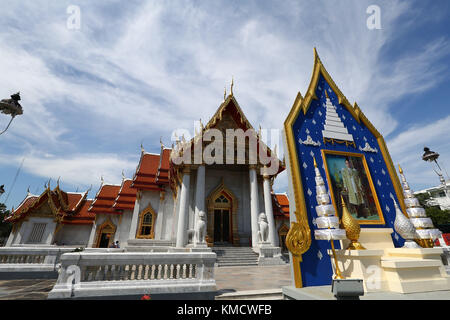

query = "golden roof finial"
[27,186,31,196]
[398,164,403,174]
[224,86,227,101]
[100,176,104,186]
[160,136,164,149]
[325,89,329,99]
[230,76,234,96]
[313,156,317,168]
[140,142,145,153]
[122,170,126,181]
[57,176,61,187]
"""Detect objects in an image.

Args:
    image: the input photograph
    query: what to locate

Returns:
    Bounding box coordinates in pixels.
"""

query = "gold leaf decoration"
[286,213,311,256]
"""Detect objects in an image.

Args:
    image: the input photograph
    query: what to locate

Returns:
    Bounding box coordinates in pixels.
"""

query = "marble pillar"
[249,166,260,248]
[194,165,206,244]
[176,168,191,247]
[263,174,278,247]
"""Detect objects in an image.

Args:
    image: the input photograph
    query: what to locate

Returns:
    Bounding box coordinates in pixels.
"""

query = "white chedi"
[398,165,442,241]
[312,157,346,241]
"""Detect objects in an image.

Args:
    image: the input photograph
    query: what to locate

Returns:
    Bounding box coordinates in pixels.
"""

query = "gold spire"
[340,195,366,250]
[140,142,145,153]
[313,156,317,168]
[325,89,329,99]
[398,164,403,174]
[224,87,227,101]
[230,77,234,96]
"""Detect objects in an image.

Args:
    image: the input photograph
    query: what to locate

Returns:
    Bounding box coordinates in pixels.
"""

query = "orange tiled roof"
[113,179,137,211]
[273,193,289,219]
[132,150,170,191]
[6,188,93,225]
[61,199,95,225]
[88,184,121,215]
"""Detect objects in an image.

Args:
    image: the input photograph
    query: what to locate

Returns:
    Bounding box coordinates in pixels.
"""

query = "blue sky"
[0,0,449,209]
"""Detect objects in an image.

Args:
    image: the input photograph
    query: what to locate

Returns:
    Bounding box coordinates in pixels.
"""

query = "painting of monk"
[322,151,383,224]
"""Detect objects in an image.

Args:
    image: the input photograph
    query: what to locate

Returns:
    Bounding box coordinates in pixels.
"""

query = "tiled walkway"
[0,265,292,299]
[0,279,55,300]
[215,265,292,294]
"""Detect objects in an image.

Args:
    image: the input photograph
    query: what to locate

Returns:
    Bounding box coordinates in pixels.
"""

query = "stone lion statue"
[257,213,269,243]
[195,211,207,244]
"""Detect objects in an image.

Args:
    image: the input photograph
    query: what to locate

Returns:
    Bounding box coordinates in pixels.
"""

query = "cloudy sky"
[0,0,449,208]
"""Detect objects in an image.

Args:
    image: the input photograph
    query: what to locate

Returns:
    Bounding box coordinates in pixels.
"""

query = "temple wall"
[13,217,56,246]
[115,209,133,246]
[54,224,92,246]
[160,188,175,241]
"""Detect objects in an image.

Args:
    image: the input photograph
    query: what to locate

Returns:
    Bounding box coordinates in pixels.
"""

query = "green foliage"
[415,193,430,208]
[425,206,450,228]
[0,203,12,238]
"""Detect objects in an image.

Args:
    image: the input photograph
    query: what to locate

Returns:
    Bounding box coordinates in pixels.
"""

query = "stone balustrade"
[48,251,217,299]
[0,247,75,279]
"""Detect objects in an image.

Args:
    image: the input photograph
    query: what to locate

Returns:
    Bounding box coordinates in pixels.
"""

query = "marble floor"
[215,265,292,294]
[0,279,55,300]
[0,265,293,299]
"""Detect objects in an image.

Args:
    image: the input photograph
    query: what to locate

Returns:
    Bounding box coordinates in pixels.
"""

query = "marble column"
[176,168,191,247]
[263,174,278,247]
[249,166,260,248]
[194,165,206,244]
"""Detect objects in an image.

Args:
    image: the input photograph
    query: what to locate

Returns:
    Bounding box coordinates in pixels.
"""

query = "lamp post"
[0,92,23,135]
[422,147,449,198]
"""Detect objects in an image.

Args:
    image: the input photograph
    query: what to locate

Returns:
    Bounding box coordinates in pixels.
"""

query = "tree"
[0,203,12,239]
[415,193,450,231]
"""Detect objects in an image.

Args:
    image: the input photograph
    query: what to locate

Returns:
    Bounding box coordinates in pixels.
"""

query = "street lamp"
[0,92,23,135]
[422,146,449,198]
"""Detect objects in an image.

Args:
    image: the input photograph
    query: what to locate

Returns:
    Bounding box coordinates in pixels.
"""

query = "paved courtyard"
[215,265,292,294]
[0,279,55,300]
[0,265,292,299]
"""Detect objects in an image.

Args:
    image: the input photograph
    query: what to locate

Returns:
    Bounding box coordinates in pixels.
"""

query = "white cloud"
[0,152,137,187]
[1,0,449,201]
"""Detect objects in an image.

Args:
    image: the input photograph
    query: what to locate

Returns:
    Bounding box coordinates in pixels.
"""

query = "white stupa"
[321,90,354,145]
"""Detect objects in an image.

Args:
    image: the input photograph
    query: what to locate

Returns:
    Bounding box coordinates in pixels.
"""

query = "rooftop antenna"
[3,158,25,205]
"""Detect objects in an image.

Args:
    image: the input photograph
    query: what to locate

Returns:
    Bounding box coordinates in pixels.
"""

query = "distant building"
[414,181,450,210]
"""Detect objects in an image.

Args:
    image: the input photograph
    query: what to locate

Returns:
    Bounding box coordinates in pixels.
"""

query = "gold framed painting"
[321,149,385,225]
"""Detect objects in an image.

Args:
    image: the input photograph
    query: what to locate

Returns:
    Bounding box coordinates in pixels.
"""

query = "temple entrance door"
[213,209,231,244]
[99,232,111,248]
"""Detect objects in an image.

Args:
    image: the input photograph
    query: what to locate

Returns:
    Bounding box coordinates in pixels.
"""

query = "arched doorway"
[96,219,116,248]
[206,180,239,246]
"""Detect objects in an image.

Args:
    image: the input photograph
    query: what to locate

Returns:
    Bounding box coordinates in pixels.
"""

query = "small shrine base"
[328,228,450,294]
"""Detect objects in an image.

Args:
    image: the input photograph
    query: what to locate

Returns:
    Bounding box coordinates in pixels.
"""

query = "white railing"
[0,247,74,266]
[48,251,217,299]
